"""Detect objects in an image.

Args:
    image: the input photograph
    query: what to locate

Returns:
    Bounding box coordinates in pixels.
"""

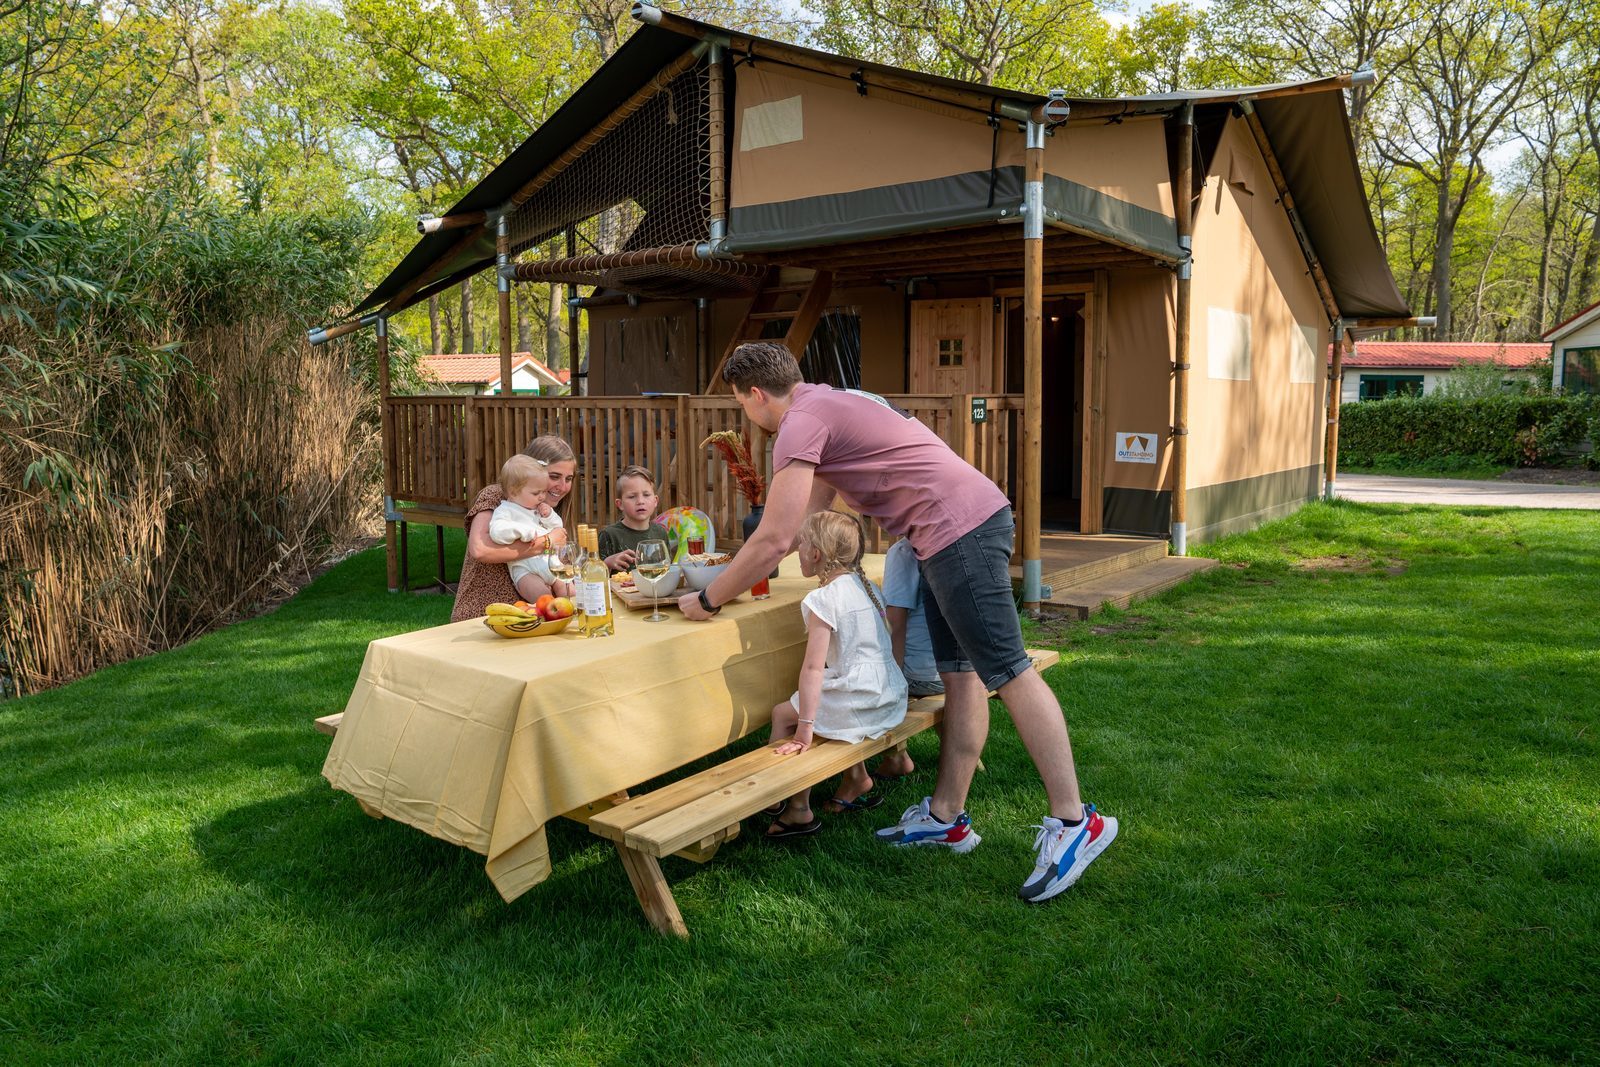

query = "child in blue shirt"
[875,537,943,780]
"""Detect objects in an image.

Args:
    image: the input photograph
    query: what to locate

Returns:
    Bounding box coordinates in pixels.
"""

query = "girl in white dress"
[765,511,909,839]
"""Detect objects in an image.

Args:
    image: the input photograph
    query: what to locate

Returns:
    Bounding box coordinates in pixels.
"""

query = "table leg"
[616,845,689,938]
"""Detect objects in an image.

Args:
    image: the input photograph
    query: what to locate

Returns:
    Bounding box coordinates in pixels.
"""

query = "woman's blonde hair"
[799,510,884,614]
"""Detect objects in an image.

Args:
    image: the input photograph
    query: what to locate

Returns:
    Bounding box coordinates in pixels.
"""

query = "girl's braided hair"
[799,510,885,616]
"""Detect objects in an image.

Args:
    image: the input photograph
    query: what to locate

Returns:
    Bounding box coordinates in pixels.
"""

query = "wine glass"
[636,539,670,623]
[546,538,580,595]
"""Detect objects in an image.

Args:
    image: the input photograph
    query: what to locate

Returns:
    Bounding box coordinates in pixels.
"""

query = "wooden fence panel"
[384,393,1021,545]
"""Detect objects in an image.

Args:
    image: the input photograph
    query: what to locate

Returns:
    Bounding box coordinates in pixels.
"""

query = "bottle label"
[578,580,607,616]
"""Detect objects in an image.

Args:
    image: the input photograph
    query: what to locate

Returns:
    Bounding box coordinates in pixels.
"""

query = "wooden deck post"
[1019,104,1055,614]
[1171,103,1194,557]
[566,226,580,380]
[378,316,399,592]
[1326,324,1349,499]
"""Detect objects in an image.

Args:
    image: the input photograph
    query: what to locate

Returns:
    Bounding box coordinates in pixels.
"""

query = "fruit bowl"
[630,565,682,598]
[482,602,576,638]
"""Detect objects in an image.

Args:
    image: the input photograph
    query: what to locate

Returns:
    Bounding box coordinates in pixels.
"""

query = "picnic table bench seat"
[587,648,1060,937]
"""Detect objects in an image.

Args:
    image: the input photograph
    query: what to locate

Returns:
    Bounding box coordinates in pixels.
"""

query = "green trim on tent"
[723,167,1181,261]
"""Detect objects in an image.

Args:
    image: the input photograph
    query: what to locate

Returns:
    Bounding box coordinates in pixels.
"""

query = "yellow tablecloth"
[322,557,882,902]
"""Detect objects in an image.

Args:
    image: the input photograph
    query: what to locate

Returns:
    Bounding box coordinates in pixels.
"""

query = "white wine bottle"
[577,528,614,637]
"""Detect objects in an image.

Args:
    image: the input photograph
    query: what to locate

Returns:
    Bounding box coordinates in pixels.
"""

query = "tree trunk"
[547,284,563,369]
[443,304,456,355]
[1431,179,1455,338]
[429,294,440,353]
[517,288,532,352]
[460,279,474,353]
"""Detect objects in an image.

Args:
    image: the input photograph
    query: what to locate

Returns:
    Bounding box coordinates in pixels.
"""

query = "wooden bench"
[588,648,1060,937]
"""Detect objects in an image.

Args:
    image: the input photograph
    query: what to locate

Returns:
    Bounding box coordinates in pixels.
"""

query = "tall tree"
[1372,0,1547,337]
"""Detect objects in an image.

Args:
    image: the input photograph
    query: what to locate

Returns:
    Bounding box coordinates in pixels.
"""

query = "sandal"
[872,767,915,784]
[822,791,884,815]
[764,815,822,840]
[761,799,789,818]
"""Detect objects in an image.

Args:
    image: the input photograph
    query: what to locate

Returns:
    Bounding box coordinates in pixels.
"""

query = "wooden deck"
[1011,533,1215,618]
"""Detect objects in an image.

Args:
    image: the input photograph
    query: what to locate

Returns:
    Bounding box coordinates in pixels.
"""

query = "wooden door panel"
[910,300,993,395]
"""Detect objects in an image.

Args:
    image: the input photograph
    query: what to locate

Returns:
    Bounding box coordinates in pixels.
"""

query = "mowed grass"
[1,504,1596,1065]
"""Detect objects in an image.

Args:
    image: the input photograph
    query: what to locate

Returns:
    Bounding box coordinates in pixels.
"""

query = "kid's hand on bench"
[772,738,810,755]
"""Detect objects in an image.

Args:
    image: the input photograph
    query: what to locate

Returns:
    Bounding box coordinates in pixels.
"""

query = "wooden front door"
[909,299,995,394]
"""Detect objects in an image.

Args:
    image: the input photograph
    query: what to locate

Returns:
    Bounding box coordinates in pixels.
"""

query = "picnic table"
[321,557,879,903]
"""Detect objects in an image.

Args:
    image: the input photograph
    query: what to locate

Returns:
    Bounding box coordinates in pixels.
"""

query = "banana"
[485,602,538,618]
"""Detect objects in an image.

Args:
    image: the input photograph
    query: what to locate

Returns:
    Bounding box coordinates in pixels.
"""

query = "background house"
[419,352,570,396]
[1336,341,1549,401]
[1542,300,1600,394]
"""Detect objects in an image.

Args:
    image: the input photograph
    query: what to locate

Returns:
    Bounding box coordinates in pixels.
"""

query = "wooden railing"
[384,393,1023,546]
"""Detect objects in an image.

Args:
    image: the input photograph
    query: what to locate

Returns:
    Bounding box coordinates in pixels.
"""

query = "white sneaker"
[1018,804,1118,903]
[874,796,981,853]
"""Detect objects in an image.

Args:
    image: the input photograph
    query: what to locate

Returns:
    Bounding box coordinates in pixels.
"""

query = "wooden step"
[314,712,344,737]
[1048,556,1217,619]
[1011,536,1168,593]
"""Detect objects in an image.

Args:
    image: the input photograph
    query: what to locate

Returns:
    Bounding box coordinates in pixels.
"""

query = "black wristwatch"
[697,589,721,616]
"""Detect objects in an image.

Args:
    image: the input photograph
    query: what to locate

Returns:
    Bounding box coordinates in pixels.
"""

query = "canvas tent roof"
[353,14,1408,321]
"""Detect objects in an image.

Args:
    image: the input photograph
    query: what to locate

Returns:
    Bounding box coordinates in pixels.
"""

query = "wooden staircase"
[707,270,833,392]
[1012,535,1218,620]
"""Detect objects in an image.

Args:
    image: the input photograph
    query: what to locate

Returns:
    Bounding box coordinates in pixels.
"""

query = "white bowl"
[630,565,682,598]
[679,559,732,592]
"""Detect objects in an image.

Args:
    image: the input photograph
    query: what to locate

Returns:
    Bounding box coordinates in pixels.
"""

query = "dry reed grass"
[1,313,376,695]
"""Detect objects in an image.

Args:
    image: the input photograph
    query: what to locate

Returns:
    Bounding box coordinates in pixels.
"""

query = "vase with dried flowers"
[701,430,778,578]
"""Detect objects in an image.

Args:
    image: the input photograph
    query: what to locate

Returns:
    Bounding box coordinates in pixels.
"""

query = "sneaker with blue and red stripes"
[1018,804,1118,903]
[874,797,981,853]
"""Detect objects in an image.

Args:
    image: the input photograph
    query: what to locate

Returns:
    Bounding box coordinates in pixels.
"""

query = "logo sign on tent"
[1114,431,1158,464]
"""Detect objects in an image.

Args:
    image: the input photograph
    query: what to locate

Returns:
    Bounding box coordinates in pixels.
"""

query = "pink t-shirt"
[772,384,1010,558]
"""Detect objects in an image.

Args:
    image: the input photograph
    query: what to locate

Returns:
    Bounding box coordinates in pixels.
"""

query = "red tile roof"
[421,352,570,388]
[1329,341,1549,370]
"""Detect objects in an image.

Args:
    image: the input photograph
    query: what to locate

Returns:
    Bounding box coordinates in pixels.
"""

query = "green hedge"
[1339,395,1597,468]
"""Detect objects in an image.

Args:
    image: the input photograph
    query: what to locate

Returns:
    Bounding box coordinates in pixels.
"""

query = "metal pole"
[496,214,513,394]
[1021,113,1048,613]
[1171,103,1194,557]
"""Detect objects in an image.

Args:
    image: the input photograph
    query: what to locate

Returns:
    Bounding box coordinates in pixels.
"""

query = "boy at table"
[598,465,676,572]
[679,341,1117,904]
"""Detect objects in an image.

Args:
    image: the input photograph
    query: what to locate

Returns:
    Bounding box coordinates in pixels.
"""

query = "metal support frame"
[1171,103,1194,557]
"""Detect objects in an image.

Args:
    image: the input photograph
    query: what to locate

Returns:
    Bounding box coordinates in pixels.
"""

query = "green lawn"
[2,504,1596,1064]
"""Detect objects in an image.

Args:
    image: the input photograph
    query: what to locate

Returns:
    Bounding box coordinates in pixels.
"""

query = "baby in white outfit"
[488,454,572,601]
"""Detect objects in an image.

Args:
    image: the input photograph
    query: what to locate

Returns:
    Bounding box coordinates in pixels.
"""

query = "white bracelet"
[797,718,815,725]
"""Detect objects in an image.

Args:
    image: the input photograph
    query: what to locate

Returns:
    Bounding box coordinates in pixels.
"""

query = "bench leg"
[616,845,689,938]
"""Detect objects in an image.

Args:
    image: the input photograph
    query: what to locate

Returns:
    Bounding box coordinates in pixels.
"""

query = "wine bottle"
[577,528,614,637]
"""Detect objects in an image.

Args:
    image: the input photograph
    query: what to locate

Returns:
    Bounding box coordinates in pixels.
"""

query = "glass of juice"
[751,577,770,600]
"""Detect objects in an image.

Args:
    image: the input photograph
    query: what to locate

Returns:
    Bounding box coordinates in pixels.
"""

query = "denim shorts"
[919,508,1035,691]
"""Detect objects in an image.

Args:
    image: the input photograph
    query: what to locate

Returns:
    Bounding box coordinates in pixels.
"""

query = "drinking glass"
[636,539,671,623]
[547,539,581,594]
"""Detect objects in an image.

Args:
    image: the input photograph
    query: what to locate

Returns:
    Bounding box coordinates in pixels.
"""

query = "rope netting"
[507,61,762,298]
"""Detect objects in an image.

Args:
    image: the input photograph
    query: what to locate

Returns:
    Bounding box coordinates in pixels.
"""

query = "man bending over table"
[678,341,1117,903]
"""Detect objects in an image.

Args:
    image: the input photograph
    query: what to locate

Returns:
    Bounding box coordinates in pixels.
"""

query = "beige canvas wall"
[1186,116,1328,489]
[998,116,1175,217]
[731,65,994,208]
[1101,268,1176,494]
